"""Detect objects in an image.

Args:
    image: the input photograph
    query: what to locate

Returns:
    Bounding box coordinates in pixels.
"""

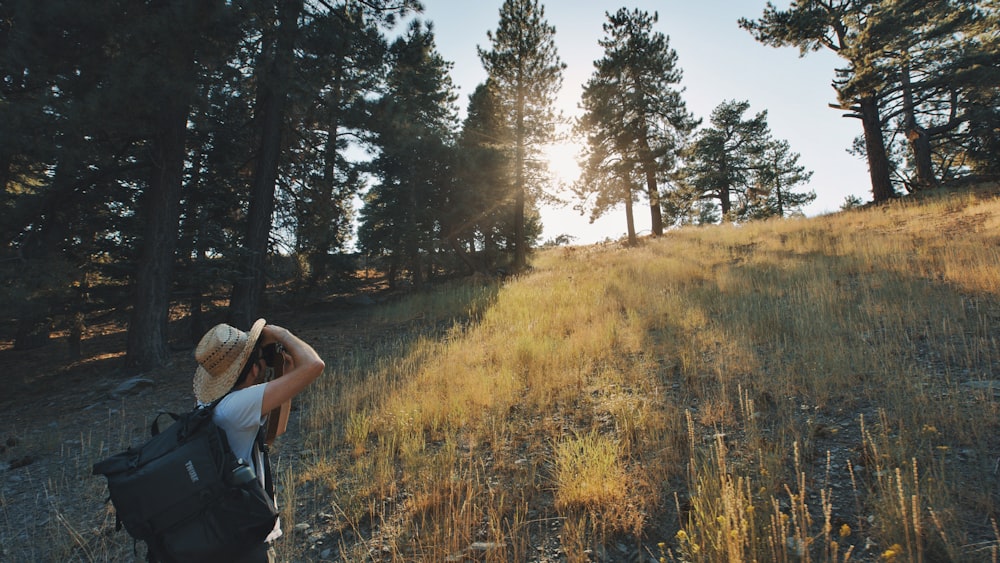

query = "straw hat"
[193,319,266,403]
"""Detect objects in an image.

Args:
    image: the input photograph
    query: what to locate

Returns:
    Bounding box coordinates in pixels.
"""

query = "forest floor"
[0,277,408,562]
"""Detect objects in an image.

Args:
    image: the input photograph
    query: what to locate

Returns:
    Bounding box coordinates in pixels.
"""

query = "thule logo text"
[185,460,200,483]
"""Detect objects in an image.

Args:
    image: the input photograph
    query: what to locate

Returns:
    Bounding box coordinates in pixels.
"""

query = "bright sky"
[416,0,872,244]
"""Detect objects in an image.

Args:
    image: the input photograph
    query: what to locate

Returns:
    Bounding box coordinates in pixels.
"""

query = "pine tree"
[127,0,235,371]
[293,4,388,286]
[2,0,428,360]
[682,100,770,220]
[962,0,1000,176]
[577,9,698,243]
[1,0,119,349]
[679,100,813,222]
[1,0,237,364]
[740,1,897,203]
[228,0,304,329]
[358,20,458,289]
[856,0,998,189]
[478,0,564,271]
[749,139,815,219]
[453,81,516,273]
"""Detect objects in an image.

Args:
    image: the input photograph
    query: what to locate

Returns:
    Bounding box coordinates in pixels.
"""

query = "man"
[192,319,325,562]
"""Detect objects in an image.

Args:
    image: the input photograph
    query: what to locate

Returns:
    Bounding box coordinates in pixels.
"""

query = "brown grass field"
[2,184,999,562]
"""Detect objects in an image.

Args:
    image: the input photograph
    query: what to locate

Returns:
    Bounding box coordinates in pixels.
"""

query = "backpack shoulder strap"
[150,398,222,436]
[255,426,275,499]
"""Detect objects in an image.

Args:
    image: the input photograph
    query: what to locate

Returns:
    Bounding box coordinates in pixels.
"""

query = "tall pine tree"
[740,1,897,203]
[680,100,814,222]
[478,0,564,271]
[682,100,770,220]
[453,81,516,273]
[749,139,815,219]
[577,8,698,243]
[854,0,996,189]
[228,0,303,329]
[293,4,389,286]
[359,20,458,289]
[127,0,233,371]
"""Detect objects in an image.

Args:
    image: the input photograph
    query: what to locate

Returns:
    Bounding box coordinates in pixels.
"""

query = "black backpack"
[92,400,279,562]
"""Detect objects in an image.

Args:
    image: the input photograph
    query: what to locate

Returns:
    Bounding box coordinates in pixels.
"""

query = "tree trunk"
[126,85,192,371]
[181,215,209,346]
[776,177,786,218]
[905,128,935,192]
[448,235,482,276]
[229,0,302,328]
[513,90,527,271]
[644,166,662,236]
[406,177,423,290]
[901,64,936,191]
[624,180,637,246]
[309,67,344,287]
[639,131,663,236]
[14,163,75,350]
[859,94,896,203]
[126,0,220,371]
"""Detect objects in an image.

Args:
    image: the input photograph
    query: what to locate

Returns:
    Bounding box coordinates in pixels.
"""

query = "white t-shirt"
[214,383,282,543]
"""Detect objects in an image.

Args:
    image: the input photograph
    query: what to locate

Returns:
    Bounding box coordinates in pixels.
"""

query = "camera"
[260,342,284,367]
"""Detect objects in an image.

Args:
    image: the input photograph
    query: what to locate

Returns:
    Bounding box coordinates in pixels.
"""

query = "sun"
[542,140,584,191]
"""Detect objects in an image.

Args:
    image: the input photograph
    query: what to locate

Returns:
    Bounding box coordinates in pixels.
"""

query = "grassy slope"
[298,187,1000,562]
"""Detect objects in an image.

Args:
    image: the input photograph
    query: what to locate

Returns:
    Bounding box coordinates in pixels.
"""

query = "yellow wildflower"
[676,529,688,542]
[882,543,904,561]
[839,523,851,537]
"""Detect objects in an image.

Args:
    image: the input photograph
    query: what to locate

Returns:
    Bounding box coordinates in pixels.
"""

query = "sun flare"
[543,140,584,190]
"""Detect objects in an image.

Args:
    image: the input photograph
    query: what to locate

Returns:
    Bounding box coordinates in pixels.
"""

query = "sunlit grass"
[292,187,999,562]
[24,186,999,561]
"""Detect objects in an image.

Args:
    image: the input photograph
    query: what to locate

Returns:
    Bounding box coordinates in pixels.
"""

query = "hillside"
[2,185,999,562]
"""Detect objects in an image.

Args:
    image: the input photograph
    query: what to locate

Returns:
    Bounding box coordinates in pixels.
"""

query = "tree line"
[2,0,997,371]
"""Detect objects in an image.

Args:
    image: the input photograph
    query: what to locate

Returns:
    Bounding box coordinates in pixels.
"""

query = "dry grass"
[296,186,1000,562]
[9,186,999,561]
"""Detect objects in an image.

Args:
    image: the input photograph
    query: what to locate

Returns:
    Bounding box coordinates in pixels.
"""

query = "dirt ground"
[0,289,378,562]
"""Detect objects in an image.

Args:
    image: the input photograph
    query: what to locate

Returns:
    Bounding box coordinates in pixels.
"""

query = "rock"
[470,542,502,551]
[111,377,155,398]
[294,522,311,533]
[8,455,35,470]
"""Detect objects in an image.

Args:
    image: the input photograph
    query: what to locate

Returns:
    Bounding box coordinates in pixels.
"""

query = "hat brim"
[193,318,266,404]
